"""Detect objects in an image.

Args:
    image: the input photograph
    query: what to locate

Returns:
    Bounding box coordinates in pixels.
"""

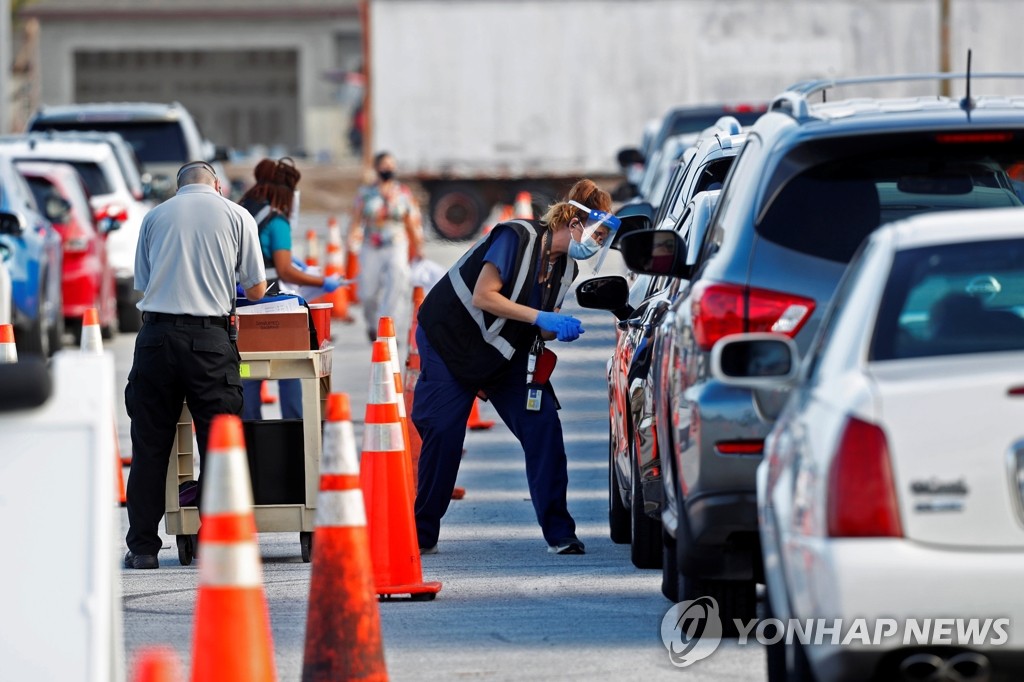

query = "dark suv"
[584,73,1024,625]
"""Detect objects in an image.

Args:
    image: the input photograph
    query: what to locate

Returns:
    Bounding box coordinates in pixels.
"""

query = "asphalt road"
[110,214,767,681]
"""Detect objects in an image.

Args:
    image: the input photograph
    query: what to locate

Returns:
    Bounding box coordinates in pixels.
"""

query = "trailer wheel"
[429,183,486,241]
[300,531,313,563]
[177,534,196,566]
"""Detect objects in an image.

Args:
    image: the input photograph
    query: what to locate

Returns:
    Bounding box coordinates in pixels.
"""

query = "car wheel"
[679,573,757,638]
[47,305,64,355]
[787,639,815,681]
[15,313,46,358]
[764,593,787,682]
[608,423,631,544]
[630,449,662,569]
[660,528,679,602]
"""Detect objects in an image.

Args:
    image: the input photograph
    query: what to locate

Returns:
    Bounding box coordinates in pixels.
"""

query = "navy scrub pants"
[124,316,244,555]
[411,326,577,548]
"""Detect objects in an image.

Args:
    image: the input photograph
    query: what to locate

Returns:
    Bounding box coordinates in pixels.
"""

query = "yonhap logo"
[660,596,723,667]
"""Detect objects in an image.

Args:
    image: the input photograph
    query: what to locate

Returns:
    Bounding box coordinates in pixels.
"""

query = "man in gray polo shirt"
[123,161,266,569]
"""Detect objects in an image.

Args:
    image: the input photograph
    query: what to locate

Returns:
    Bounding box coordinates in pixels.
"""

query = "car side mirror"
[618,229,693,280]
[43,195,72,225]
[709,333,801,388]
[575,276,634,320]
[0,211,26,236]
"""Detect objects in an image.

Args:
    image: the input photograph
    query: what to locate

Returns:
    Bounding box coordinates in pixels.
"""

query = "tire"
[176,534,196,566]
[764,593,787,682]
[661,528,679,602]
[429,183,486,241]
[608,423,631,544]
[15,301,48,358]
[679,572,757,638]
[47,306,64,355]
[630,450,662,569]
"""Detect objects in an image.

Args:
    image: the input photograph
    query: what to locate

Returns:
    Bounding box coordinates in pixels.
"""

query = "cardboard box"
[236,310,311,352]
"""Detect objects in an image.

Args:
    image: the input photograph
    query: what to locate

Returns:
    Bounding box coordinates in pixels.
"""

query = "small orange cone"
[191,414,277,682]
[403,289,424,491]
[377,316,413,498]
[80,307,103,352]
[345,250,361,304]
[81,308,128,504]
[467,398,495,431]
[305,229,320,268]
[260,380,277,404]
[0,323,17,363]
[360,340,441,600]
[513,191,534,219]
[131,646,183,682]
[316,221,353,322]
[301,393,388,682]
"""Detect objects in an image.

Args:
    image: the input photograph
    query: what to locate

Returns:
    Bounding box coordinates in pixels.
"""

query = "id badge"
[525,384,543,411]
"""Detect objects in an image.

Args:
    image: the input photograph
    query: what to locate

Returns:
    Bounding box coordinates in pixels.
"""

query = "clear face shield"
[568,200,621,273]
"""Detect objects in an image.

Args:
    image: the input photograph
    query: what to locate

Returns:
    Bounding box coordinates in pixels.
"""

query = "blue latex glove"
[236,283,246,298]
[535,311,585,342]
[322,275,343,293]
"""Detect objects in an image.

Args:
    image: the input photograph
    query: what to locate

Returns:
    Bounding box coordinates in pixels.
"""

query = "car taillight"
[691,282,815,351]
[715,439,764,456]
[827,416,902,538]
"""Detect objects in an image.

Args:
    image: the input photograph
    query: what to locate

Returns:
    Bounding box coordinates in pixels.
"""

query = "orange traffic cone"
[0,323,17,363]
[191,414,277,682]
[467,398,495,431]
[81,308,128,504]
[131,646,183,682]
[260,380,277,404]
[345,250,360,304]
[305,229,320,268]
[377,316,413,497]
[513,191,534,219]
[321,216,354,319]
[80,307,103,352]
[301,393,388,682]
[360,340,441,600]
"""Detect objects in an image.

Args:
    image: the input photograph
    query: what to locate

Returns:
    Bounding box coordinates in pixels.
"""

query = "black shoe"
[124,550,159,569]
[548,538,586,555]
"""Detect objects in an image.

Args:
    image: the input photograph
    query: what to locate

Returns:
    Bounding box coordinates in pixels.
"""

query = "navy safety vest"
[418,219,578,386]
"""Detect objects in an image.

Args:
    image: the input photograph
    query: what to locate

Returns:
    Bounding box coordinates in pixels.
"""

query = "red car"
[17,160,119,340]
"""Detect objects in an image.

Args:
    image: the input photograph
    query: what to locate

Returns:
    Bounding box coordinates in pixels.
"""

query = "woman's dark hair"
[240,157,301,216]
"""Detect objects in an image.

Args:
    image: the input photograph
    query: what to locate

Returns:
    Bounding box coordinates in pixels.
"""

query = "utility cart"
[164,347,333,564]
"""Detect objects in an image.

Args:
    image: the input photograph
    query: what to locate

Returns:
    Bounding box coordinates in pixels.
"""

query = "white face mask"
[568,235,601,260]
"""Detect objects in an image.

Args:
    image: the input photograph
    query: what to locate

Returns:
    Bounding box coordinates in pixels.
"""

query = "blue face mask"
[568,235,601,260]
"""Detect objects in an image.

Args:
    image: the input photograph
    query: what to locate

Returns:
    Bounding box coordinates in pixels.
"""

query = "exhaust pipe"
[898,652,991,682]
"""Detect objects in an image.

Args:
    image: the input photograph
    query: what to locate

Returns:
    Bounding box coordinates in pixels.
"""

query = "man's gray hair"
[176,161,218,189]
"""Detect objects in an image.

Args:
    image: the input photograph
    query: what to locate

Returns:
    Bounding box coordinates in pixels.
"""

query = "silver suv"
[28,101,222,201]
[608,73,1024,627]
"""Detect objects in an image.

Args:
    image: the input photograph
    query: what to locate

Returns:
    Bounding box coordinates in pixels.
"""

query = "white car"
[0,134,153,331]
[710,208,1024,682]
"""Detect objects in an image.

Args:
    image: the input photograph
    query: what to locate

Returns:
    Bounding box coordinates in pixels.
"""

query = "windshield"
[30,121,188,164]
[17,158,111,196]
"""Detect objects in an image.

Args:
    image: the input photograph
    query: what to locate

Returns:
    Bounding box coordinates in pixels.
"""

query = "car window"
[804,239,877,384]
[698,136,761,267]
[24,176,55,211]
[64,161,112,196]
[871,238,1024,360]
[756,134,1024,264]
[34,121,188,164]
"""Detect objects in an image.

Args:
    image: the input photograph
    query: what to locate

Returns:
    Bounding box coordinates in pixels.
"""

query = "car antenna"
[960,48,975,115]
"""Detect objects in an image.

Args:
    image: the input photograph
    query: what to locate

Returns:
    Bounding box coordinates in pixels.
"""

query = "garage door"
[74,49,299,153]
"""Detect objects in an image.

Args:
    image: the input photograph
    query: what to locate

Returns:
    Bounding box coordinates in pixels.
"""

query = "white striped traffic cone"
[191,414,276,682]
[80,307,103,353]
[301,393,387,681]
[0,323,16,363]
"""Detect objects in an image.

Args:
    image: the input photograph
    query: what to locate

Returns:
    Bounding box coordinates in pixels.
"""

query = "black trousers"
[124,317,243,555]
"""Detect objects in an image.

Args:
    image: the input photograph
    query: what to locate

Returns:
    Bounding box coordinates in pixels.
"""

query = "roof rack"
[770,72,1024,119]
